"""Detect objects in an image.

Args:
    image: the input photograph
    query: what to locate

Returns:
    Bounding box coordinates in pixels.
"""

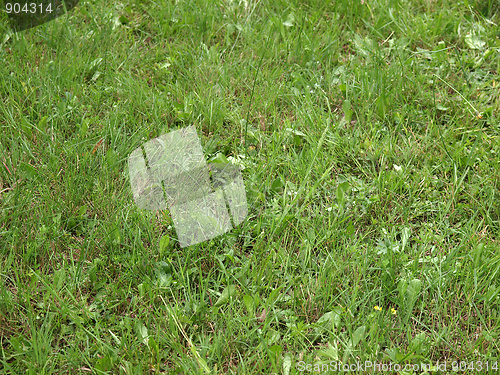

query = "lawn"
[1,0,500,373]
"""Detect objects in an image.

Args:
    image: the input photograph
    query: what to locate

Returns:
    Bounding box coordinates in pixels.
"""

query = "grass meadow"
[1,0,500,373]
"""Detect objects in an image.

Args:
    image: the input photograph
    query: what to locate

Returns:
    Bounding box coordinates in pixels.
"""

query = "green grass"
[1,0,500,373]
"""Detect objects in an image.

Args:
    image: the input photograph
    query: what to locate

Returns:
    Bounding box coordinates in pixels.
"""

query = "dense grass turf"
[1,0,499,373]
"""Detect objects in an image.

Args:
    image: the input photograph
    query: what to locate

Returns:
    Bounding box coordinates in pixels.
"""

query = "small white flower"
[393,164,402,172]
